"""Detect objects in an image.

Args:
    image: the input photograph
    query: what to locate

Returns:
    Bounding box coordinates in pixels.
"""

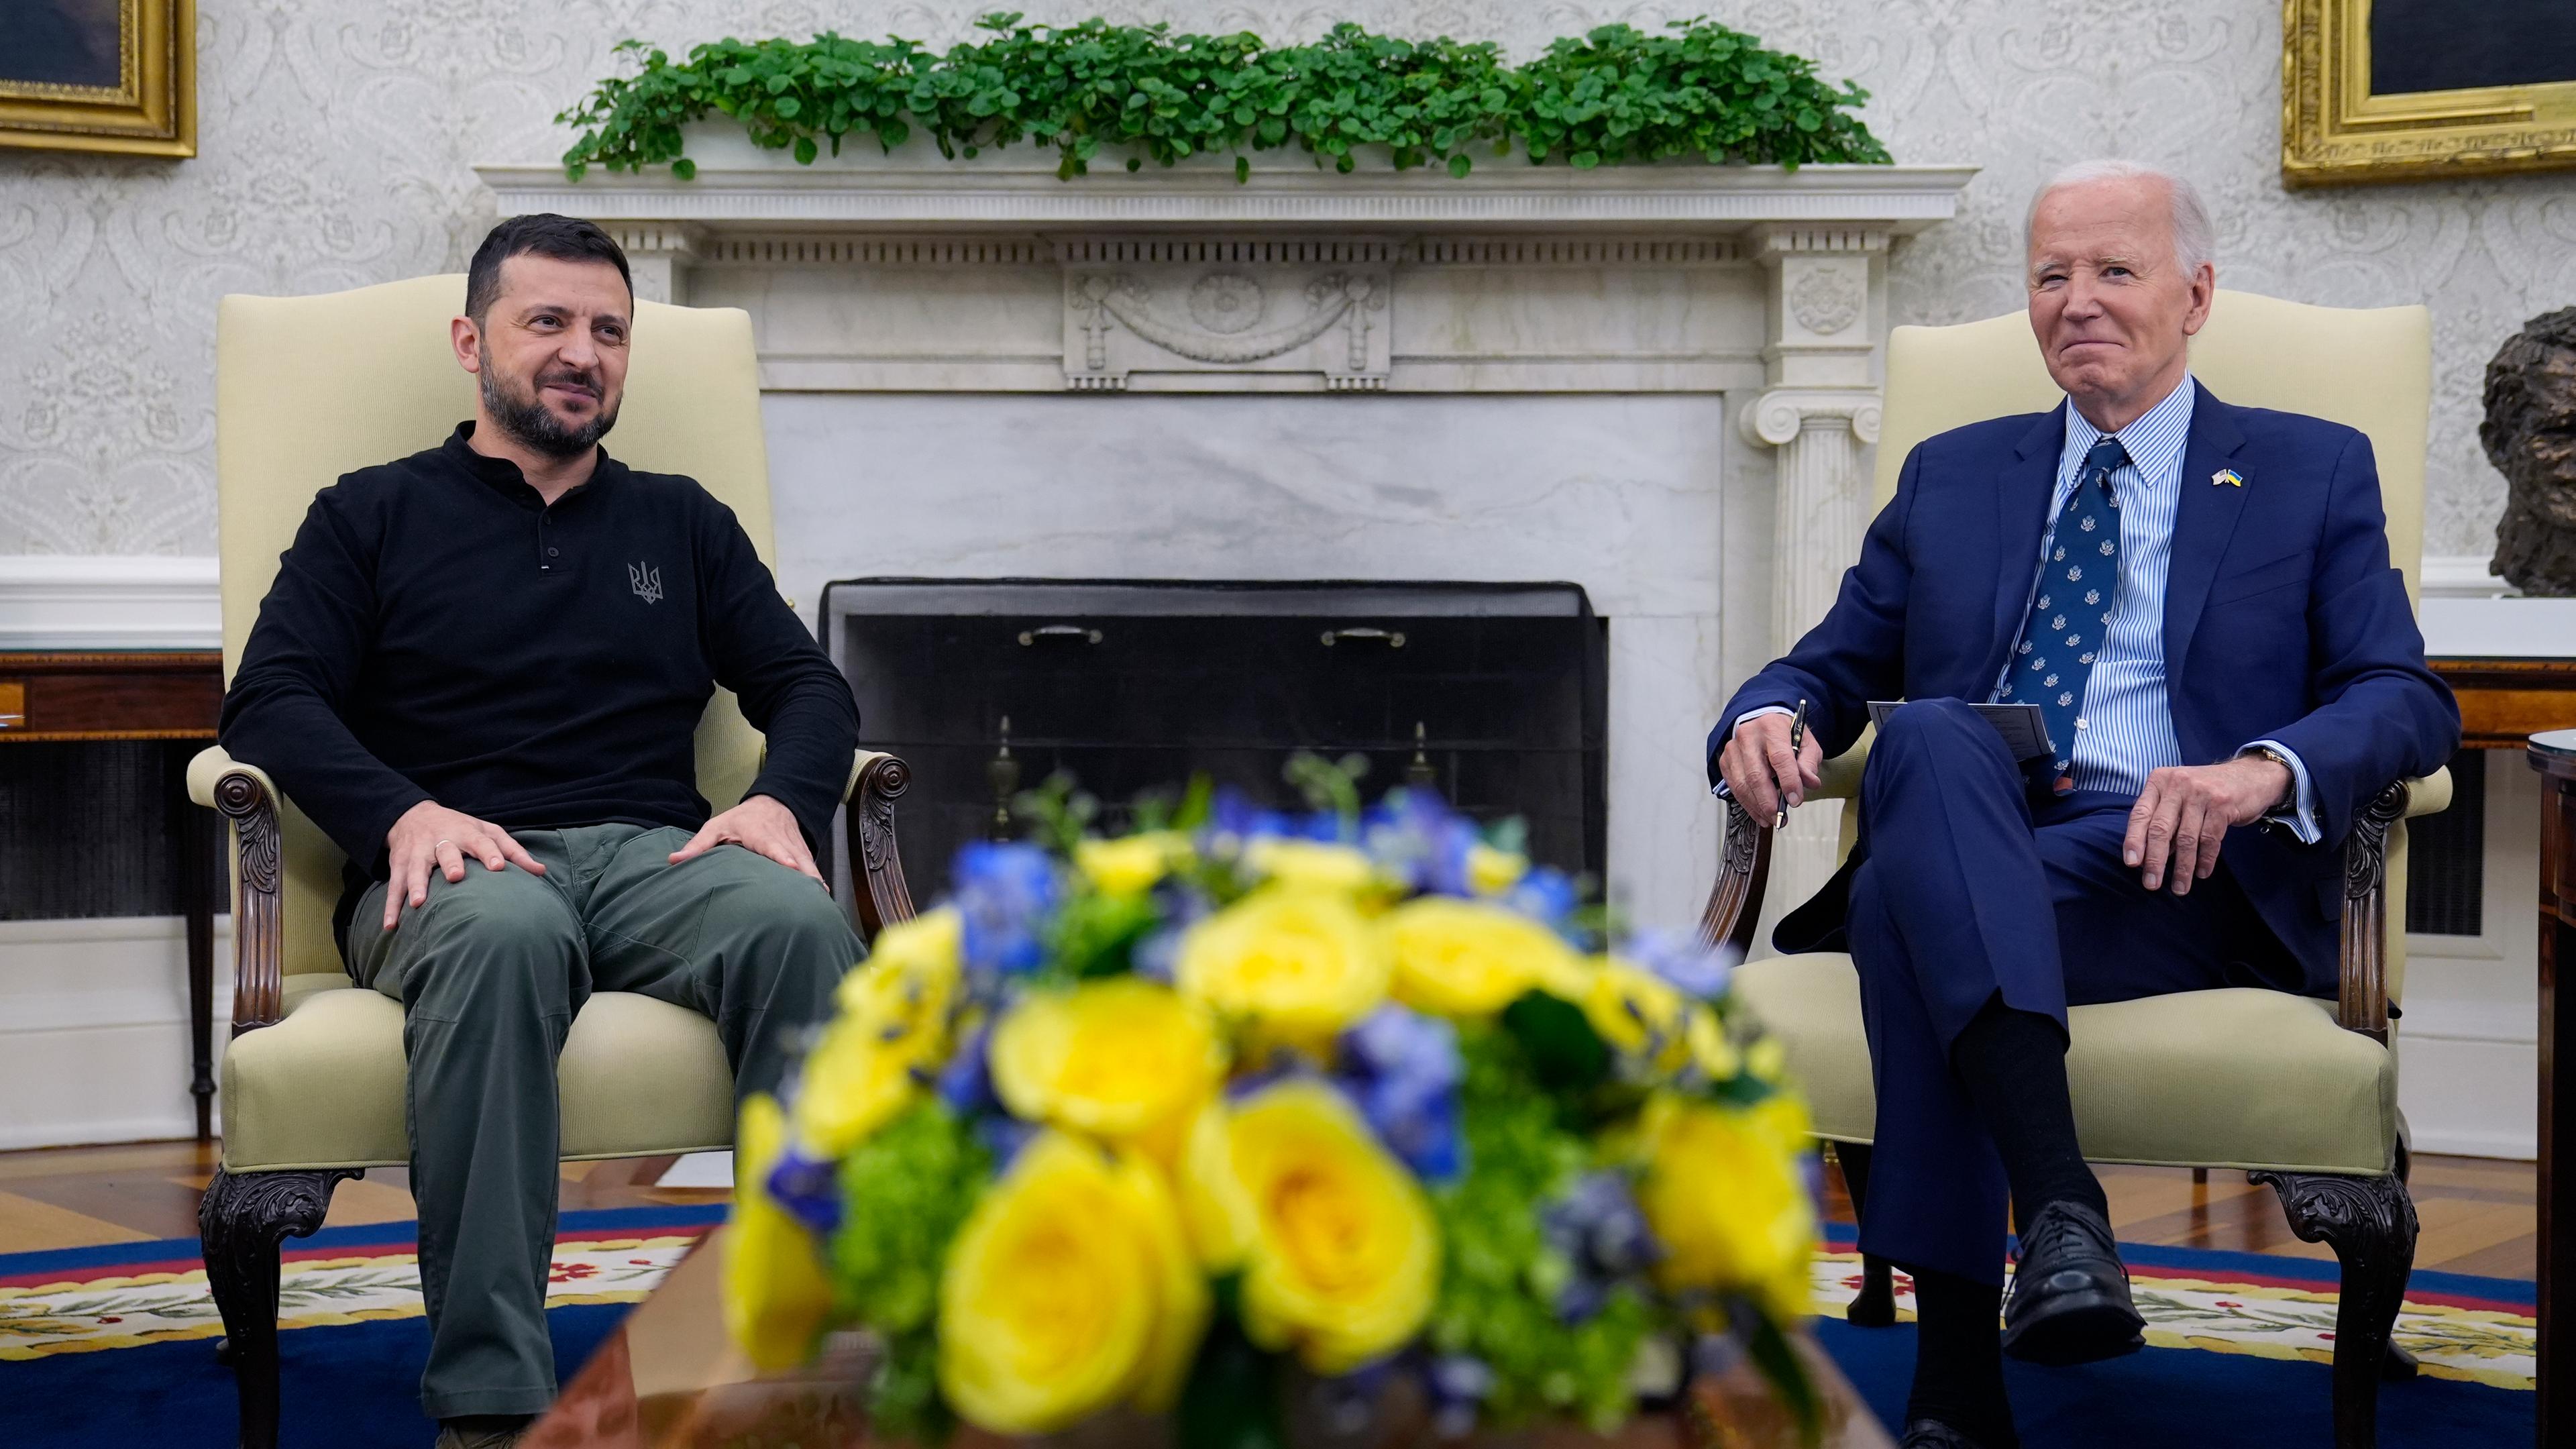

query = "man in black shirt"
[220,215,863,1449]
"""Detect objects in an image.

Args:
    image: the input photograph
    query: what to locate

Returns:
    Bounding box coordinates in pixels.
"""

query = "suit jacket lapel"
[1986,405,2069,688]
[2163,386,2251,696]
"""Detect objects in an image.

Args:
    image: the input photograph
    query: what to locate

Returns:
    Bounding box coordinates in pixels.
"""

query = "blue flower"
[1628,926,1735,1000]
[1426,1354,1494,1437]
[1337,1006,1466,1181]
[764,1143,843,1236]
[934,1020,996,1115]
[1359,788,1481,896]
[1206,787,1295,849]
[1543,1169,1661,1289]
[975,1112,1038,1169]
[951,841,1059,978]
[1504,865,1578,933]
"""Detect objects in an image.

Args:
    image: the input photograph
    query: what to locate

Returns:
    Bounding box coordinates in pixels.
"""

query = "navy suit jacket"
[1711,388,2460,995]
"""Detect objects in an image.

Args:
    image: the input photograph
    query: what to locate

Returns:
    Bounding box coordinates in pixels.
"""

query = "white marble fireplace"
[481,136,1974,928]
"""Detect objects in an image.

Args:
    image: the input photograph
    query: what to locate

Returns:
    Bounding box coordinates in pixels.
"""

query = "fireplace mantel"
[475,140,1976,925]
[480,131,1973,239]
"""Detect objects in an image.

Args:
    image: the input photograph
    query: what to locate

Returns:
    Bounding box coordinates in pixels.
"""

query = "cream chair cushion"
[213,274,786,1171]
[219,978,735,1171]
[1733,957,2398,1175]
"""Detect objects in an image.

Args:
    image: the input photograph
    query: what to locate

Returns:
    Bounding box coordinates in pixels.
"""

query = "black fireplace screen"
[821,579,1607,902]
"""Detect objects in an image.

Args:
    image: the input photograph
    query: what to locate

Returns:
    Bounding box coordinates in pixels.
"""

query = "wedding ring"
[435,839,453,849]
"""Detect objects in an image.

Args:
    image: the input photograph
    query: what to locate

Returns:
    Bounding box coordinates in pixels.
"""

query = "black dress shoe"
[1899,1419,1990,1448]
[2001,1199,2147,1365]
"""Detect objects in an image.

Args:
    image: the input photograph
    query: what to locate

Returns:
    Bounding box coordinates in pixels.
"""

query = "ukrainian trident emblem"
[628,561,663,604]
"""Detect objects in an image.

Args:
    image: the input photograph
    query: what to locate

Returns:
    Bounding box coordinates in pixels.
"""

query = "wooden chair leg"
[201,1166,360,1449]
[2250,1171,2417,1449]
[1833,1142,1899,1328]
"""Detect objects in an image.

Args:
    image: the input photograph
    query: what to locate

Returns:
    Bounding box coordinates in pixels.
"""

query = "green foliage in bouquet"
[826,1101,991,1442]
[1427,1026,1652,1429]
[724,762,1823,1446]
[557,12,1889,183]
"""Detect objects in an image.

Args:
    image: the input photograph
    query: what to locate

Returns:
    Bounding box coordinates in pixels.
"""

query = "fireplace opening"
[823,579,1607,902]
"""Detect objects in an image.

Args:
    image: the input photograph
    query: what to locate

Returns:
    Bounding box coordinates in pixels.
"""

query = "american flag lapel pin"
[2212,468,2244,487]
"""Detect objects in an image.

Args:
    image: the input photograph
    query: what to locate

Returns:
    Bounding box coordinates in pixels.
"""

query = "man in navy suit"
[1711,161,2457,1449]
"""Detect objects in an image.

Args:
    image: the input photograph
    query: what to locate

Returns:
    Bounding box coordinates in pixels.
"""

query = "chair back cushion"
[1868,290,2434,1000]
[215,274,776,974]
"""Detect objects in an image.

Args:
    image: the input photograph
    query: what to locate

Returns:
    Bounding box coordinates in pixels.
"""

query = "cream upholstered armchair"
[1707,292,2450,1449]
[189,274,917,1449]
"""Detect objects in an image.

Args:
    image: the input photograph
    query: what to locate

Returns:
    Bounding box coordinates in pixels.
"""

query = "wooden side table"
[0,651,225,1142]
[2533,727,2576,1446]
[2432,658,2576,747]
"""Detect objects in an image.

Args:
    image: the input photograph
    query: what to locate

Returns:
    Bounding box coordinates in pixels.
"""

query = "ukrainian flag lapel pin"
[2212,468,2245,487]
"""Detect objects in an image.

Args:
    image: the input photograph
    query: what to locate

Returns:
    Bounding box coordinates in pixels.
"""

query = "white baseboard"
[0,916,234,1150]
[0,553,221,651]
[2396,1011,2538,1161]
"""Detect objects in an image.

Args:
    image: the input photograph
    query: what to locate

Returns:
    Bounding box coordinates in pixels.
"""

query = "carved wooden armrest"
[186,746,288,1036]
[1697,798,1774,959]
[1695,741,1867,957]
[2337,769,2448,1042]
[843,749,917,945]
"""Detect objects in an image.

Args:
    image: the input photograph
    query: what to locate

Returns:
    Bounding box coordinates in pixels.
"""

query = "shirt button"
[2075,718,2088,730]
[548,547,559,557]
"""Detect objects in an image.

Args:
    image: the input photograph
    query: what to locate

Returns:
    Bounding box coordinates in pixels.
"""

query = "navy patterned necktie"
[2002,436,2127,794]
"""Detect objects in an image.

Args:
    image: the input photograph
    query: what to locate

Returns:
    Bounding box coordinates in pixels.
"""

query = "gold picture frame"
[0,0,195,158]
[2284,0,2576,186]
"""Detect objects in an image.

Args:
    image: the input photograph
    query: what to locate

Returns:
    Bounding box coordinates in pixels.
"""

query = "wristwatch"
[2239,745,2299,814]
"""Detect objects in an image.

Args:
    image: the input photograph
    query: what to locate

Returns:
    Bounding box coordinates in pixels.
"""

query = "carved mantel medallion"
[1061,245,1391,390]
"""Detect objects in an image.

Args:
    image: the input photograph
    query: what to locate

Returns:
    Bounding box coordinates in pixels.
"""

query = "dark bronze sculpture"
[2482,307,2576,596]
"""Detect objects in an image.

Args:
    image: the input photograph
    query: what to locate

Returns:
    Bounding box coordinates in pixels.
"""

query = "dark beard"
[478,346,620,460]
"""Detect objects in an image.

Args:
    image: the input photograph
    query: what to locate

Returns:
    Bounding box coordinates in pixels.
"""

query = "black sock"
[1904,1265,2017,1447]
[1950,994,2109,1236]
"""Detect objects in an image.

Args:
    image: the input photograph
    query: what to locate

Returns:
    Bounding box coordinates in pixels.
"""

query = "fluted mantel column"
[1741,227,1890,920]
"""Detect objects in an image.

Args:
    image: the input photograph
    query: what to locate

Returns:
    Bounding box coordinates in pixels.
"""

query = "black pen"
[1778,698,1809,828]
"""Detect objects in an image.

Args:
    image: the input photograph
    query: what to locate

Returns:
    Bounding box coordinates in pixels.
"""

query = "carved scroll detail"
[213,769,287,1035]
[1695,799,1774,963]
[846,753,917,945]
[201,1166,362,1449]
[2335,778,2409,1042]
[2248,1171,2417,1448]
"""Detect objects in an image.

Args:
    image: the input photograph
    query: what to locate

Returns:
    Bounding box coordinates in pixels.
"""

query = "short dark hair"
[464,214,632,322]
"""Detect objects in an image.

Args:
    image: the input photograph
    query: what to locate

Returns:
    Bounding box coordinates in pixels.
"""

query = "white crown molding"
[478,131,1976,237]
[0,553,221,651]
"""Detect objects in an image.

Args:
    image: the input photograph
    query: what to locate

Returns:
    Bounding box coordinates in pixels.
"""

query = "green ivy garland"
[557,12,1890,184]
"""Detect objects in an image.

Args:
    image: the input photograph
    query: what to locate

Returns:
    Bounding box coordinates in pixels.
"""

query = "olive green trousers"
[344,823,861,1421]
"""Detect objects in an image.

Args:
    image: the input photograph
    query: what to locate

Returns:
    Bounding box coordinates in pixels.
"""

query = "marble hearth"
[480,136,1974,927]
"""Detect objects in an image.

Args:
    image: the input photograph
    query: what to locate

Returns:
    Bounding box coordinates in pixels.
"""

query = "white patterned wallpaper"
[3,0,2571,559]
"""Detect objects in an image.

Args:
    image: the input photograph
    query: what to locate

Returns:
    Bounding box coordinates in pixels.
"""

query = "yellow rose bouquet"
[725,771,1821,1445]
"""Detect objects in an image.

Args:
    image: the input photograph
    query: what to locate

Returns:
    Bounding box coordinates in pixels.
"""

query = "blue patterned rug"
[0,1211,2535,1446]
[1812,1225,2533,1446]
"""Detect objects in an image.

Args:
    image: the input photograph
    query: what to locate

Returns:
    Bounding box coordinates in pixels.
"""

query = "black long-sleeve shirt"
[221,424,859,922]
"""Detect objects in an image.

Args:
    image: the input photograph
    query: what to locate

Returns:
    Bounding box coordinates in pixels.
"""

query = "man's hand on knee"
[384,801,547,929]
[2121,756,2292,896]
[669,794,823,884]
[1719,712,1824,828]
